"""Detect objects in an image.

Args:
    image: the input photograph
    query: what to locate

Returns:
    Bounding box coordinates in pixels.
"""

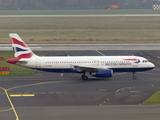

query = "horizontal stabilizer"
[7,58,28,64]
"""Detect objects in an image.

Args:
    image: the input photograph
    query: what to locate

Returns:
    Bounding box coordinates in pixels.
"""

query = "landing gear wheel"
[132,72,137,80]
[133,76,137,80]
[81,75,88,80]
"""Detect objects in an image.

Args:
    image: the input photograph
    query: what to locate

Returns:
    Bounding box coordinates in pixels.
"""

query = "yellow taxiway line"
[10,94,35,97]
[0,80,71,120]
[0,87,19,120]
[0,108,13,113]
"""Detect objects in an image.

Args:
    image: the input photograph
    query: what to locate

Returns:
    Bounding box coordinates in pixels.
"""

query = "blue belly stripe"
[33,67,154,73]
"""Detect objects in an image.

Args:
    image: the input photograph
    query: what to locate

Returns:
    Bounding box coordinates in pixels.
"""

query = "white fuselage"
[17,56,154,73]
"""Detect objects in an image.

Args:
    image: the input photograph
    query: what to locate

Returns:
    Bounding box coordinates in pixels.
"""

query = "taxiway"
[0,50,160,120]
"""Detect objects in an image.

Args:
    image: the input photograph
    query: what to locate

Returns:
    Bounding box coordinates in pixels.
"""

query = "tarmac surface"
[1,44,160,50]
[0,50,160,120]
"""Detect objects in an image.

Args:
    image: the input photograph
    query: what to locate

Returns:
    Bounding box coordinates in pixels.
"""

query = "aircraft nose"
[150,62,155,69]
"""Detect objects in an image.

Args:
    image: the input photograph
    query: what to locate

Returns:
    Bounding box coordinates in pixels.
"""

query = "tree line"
[0,0,159,10]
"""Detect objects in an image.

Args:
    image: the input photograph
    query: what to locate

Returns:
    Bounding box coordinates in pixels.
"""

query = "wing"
[71,64,110,72]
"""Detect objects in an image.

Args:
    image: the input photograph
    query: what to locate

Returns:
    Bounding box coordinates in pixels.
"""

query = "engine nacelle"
[91,69,113,78]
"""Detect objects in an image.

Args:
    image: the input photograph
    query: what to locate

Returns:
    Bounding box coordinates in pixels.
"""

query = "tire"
[82,75,88,80]
[133,76,137,80]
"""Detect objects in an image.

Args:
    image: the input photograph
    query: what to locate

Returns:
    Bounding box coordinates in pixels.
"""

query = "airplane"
[7,33,155,80]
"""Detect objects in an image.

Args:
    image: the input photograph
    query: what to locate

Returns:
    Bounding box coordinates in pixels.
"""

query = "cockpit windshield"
[142,60,148,63]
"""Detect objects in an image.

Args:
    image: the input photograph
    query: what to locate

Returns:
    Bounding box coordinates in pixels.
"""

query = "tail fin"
[9,33,36,59]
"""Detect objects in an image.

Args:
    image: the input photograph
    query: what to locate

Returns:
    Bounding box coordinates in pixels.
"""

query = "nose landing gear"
[133,72,137,80]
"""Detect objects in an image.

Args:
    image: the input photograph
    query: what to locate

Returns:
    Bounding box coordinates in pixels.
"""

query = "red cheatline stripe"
[10,37,27,48]
[123,59,139,61]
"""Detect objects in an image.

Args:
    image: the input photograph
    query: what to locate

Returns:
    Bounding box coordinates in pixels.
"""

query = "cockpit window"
[143,60,148,63]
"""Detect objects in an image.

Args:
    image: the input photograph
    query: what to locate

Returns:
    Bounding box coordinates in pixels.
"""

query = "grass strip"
[0,9,160,15]
[142,91,160,105]
[1,17,160,44]
[0,71,35,77]
[0,51,35,76]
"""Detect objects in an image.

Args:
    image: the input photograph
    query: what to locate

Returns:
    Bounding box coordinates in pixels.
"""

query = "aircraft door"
[133,58,138,67]
[35,58,41,68]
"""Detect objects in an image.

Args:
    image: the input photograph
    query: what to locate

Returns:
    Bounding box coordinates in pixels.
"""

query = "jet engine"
[91,69,113,78]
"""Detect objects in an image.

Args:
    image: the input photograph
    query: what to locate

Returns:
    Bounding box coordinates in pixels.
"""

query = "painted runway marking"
[10,94,35,97]
[95,49,105,56]
[115,87,131,93]
[140,72,160,75]
[153,69,160,70]
[130,91,140,93]
[131,95,141,97]
[114,72,127,76]
[0,108,13,113]
[0,80,71,120]
[0,87,19,120]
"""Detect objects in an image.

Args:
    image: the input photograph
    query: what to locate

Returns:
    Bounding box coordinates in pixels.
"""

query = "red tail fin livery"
[7,34,37,64]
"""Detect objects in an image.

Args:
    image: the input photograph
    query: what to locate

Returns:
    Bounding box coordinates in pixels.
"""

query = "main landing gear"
[81,74,88,80]
[133,72,137,80]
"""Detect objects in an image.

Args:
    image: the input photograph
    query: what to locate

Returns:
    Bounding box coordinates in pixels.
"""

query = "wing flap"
[71,65,109,72]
